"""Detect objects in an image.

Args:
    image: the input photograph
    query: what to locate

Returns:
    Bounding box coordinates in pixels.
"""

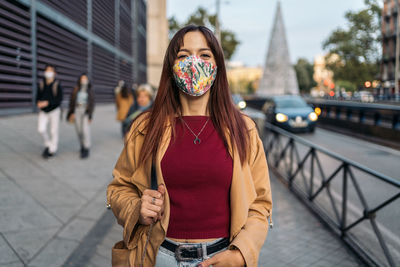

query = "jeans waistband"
[160,238,229,261]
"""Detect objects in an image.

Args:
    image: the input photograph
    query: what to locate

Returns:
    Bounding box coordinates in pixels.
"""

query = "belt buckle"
[175,244,202,261]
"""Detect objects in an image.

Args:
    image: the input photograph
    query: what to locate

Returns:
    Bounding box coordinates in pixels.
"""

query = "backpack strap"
[52,80,59,97]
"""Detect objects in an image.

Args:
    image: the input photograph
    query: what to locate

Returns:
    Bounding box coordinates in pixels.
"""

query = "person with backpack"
[36,64,63,158]
[67,74,95,158]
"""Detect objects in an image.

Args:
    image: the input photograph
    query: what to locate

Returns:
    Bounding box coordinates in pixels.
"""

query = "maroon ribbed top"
[161,116,232,239]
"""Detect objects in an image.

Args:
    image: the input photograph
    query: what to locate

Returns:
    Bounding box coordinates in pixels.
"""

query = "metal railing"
[263,122,400,267]
[307,99,400,130]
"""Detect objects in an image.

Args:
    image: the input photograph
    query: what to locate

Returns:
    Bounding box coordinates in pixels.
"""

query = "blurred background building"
[146,0,168,89]
[312,54,335,97]
[227,62,262,95]
[381,0,398,97]
[0,0,147,115]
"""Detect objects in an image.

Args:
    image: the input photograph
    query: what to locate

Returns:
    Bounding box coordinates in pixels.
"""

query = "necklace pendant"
[193,137,201,144]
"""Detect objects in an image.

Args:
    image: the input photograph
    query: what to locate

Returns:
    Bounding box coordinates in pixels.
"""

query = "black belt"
[161,238,230,261]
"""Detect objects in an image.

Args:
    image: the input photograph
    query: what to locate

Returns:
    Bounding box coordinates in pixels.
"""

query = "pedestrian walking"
[66,74,95,158]
[115,83,134,136]
[36,64,63,158]
[122,84,154,135]
[107,25,272,267]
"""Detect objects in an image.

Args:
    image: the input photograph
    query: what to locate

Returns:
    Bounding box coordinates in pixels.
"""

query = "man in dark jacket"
[36,64,63,158]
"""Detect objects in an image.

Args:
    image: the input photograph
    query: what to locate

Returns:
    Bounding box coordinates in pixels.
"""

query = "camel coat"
[107,113,272,267]
[115,93,133,121]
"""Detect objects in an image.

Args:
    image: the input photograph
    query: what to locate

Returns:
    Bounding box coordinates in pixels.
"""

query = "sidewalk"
[0,105,123,267]
[76,174,363,267]
[0,105,363,266]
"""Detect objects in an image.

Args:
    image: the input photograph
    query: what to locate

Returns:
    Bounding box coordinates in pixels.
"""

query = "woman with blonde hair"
[122,84,154,135]
[107,25,272,267]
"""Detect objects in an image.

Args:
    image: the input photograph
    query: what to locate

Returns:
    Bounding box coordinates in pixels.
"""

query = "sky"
[167,0,369,66]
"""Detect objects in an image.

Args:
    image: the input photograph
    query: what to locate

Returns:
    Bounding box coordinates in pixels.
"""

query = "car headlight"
[275,113,288,122]
[238,101,246,109]
[314,107,321,116]
[309,112,318,121]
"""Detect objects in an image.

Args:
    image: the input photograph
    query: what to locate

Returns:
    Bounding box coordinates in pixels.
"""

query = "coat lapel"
[224,130,257,240]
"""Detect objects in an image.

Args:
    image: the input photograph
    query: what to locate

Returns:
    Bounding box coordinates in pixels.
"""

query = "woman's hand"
[68,113,75,123]
[139,185,165,225]
[37,100,49,108]
[199,249,245,267]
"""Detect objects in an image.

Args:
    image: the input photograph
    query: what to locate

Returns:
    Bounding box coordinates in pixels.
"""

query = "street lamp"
[215,0,229,45]
[215,0,221,44]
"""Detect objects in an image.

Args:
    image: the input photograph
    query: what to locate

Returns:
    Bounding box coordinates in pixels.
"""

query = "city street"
[0,105,362,266]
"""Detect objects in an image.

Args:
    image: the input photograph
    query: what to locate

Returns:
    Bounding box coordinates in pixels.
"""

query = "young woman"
[67,74,95,158]
[107,25,272,267]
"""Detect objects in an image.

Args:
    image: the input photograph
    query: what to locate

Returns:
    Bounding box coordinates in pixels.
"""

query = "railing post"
[374,112,381,126]
[326,107,331,117]
[289,141,294,177]
[288,139,293,189]
[341,163,348,238]
[335,107,341,119]
[393,113,400,130]
[309,148,315,199]
[346,109,352,121]
[359,110,365,123]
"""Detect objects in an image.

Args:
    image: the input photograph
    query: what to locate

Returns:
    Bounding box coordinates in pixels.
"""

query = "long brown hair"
[136,25,250,166]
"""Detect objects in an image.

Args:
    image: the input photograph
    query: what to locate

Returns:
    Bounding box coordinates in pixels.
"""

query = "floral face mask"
[172,55,217,96]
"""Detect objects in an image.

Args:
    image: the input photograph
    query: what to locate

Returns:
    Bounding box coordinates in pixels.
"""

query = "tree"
[168,7,240,60]
[322,0,382,89]
[294,58,316,93]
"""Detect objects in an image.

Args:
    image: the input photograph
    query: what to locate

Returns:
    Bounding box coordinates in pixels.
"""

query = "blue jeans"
[155,238,228,267]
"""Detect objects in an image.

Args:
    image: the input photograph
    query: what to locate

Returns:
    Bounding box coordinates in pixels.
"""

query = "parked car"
[353,91,374,102]
[262,95,318,133]
[232,94,247,110]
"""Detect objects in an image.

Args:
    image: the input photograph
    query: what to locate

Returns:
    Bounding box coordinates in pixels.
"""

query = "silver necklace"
[181,117,209,144]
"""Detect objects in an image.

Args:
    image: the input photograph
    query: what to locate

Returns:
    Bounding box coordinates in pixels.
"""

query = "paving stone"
[0,204,61,233]
[260,177,362,266]
[78,190,110,221]
[27,237,79,267]
[3,227,59,264]
[58,217,97,242]
[85,252,110,267]
[0,262,24,267]
[0,235,20,264]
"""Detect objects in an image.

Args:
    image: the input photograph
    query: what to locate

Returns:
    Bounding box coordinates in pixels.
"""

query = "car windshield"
[275,97,308,108]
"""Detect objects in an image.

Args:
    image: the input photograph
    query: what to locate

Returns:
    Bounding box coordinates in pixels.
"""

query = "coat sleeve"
[229,127,273,267]
[86,88,95,120]
[107,124,143,249]
[67,87,77,120]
